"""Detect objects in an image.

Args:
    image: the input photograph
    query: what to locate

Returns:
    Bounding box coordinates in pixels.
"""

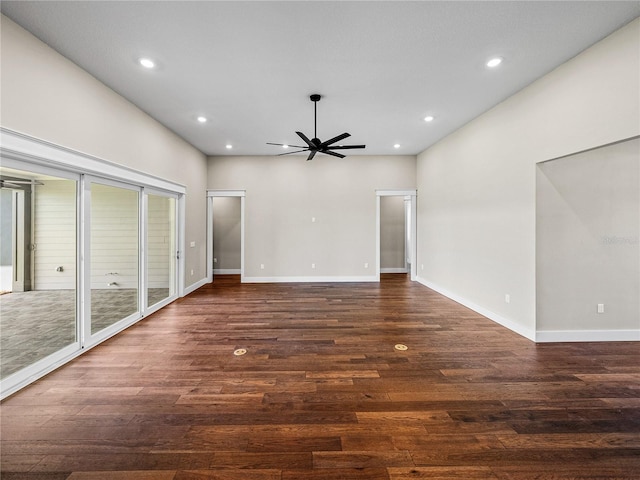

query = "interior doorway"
[207,190,245,282]
[1,177,37,293]
[376,190,417,281]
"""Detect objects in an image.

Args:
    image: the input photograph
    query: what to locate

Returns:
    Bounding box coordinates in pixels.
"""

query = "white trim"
[1,128,185,195]
[240,196,245,282]
[536,330,640,343]
[375,189,417,197]
[415,276,536,341]
[207,196,214,283]
[140,187,148,312]
[207,190,245,197]
[381,268,409,274]
[214,269,242,274]
[409,194,417,281]
[184,276,209,295]
[243,275,378,283]
[178,194,186,297]
[375,195,381,282]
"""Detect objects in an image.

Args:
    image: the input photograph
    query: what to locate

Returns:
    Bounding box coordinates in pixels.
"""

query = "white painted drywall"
[0,15,208,290]
[537,138,639,333]
[416,18,639,339]
[208,155,416,280]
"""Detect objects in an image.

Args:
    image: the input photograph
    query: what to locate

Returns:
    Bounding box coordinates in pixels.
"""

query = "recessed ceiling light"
[139,57,156,69]
[197,116,207,123]
[424,115,435,122]
[282,145,289,149]
[486,57,503,68]
[225,144,233,149]
[394,144,401,149]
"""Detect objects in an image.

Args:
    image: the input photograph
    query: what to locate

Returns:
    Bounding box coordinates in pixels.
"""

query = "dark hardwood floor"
[1,274,639,479]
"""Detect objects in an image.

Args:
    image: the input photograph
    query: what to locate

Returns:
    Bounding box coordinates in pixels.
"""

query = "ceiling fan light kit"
[267,94,366,161]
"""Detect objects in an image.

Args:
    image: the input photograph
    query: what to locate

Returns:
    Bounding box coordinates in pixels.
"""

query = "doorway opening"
[376,190,417,281]
[207,190,245,282]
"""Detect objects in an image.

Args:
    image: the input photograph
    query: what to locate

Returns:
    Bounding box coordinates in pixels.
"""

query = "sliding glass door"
[1,154,182,398]
[0,162,79,380]
[145,192,177,310]
[89,181,141,336]
[0,132,187,399]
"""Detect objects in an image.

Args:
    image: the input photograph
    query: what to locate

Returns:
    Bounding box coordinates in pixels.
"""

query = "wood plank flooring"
[1,274,639,479]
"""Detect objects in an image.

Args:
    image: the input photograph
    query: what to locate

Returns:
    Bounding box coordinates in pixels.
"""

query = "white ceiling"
[2,1,639,157]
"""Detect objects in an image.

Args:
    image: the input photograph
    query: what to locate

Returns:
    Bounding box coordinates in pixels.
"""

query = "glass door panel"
[0,165,77,379]
[90,183,139,334]
[146,193,176,308]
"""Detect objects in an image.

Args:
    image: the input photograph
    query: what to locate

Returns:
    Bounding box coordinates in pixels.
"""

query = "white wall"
[0,15,208,290]
[208,155,416,280]
[416,18,639,340]
[536,138,639,340]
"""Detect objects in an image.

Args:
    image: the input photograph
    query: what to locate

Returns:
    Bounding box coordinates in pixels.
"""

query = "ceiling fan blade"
[307,150,317,161]
[296,132,314,148]
[320,132,350,148]
[322,150,346,159]
[328,145,366,150]
[267,143,307,148]
[277,149,309,156]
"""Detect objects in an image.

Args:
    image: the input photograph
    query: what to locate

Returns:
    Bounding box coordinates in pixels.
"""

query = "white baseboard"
[415,276,536,341]
[214,269,241,275]
[381,268,409,273]
[243,275,378,283]
[183,277,210,295]
[536,329,640,343]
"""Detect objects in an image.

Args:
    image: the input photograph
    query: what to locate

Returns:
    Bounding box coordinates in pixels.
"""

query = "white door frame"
[376,189,417,281]
[207,190,246,282]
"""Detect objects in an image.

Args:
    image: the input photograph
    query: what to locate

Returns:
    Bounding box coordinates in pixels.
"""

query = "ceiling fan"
[267,94,365,161]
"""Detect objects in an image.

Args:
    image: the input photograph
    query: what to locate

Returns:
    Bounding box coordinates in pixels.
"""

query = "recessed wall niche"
[536,137,639,340]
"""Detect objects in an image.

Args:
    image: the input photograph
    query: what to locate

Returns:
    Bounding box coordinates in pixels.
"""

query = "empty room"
[0,1,639,479]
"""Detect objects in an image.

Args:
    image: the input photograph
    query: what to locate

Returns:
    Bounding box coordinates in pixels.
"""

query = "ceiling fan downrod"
[310,94,321,141]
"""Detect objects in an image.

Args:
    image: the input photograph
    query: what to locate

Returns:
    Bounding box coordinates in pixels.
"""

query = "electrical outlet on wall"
[213,258,217,263]
[260,264,265,270]
[597,303,605,313]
